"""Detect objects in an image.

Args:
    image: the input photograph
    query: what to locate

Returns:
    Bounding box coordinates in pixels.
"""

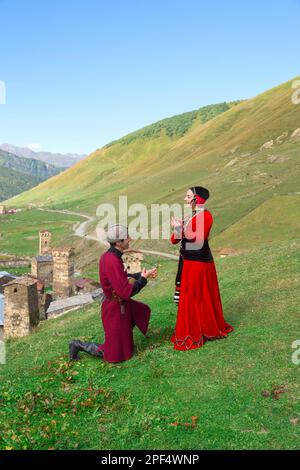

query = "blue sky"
[0,0,299,155]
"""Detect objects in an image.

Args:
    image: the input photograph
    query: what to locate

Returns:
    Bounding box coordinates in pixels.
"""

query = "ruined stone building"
[0,224,103,337]
[3,277,40,339]
[1,229,83,338]
[52,247,75,299]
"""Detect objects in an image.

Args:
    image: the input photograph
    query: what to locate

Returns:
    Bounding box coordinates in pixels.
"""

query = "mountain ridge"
[0,143,86,168]
[0,149,64,201]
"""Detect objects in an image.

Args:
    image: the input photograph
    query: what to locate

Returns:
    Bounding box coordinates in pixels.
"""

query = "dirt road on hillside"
[35,207,178,260]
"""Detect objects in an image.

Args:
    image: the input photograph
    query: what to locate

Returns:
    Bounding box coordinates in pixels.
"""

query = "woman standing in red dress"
[170,186,233,351]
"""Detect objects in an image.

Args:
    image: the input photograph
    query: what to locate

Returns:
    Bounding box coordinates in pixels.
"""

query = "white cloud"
[27,143,42,151]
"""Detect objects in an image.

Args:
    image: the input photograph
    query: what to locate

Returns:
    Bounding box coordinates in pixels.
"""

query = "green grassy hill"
[212,194,300,251]
[0,209,81,257]
[1,241,299,450]
[0,77,299,450]
[3,77,300,258]
[3,100,241,212]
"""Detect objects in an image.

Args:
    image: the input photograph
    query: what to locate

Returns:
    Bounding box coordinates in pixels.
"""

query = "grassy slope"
[0,209,80,257]
[0,241,299,450]
[0,78,299,450]
[2,77,300,258]
[212,194,300,251]
[3,101,239,213]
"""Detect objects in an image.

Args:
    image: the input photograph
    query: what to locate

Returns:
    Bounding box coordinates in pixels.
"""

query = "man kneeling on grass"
[69,224,157,363]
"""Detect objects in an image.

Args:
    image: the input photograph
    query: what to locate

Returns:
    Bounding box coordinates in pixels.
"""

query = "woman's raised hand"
[171,216,183,229]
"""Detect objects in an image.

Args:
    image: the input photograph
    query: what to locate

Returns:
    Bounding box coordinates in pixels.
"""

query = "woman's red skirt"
[171,260,233,351]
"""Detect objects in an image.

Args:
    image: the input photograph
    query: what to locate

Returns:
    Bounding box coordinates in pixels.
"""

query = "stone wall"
[0,259,31,268]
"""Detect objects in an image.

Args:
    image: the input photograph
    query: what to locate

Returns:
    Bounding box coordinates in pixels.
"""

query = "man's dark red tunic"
[98,246,151,362]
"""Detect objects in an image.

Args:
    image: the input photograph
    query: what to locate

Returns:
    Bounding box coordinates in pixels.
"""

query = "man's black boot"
[69,340,103,361]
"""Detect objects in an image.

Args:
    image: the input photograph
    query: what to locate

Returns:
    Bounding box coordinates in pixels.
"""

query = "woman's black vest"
[180,237,213,262]
[179,211,213,262]
[174,211,213,285]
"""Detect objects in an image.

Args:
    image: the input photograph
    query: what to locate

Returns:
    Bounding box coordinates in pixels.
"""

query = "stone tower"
[52,247,75,299]
[31,255,53,287]
[39,230,52,256]
[3,277,40,339]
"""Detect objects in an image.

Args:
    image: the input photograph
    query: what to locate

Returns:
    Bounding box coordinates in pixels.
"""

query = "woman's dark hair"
[190,186,209,200]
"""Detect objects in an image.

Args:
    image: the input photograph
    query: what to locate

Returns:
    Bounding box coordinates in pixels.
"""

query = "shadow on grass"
[224,295,256,327]
[135,324,175,355]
